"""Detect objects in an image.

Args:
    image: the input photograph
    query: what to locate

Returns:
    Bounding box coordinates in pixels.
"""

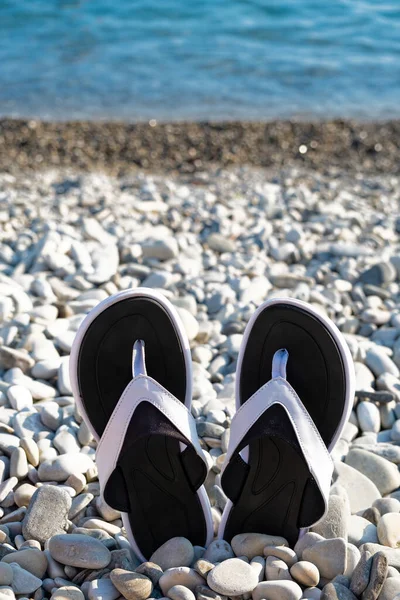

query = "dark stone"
[195,585,225,600]
[84,568,111,583]
[358,263,396,287]
[135,562,163,585]
[361,551,388,600]
[110,548,139,571]
[322,582,358,599]
[363,285,392,299]
[362,507,381,526]
[331,575,350,588]
[350,551,372,596]
[357,324,377,338]
[355,391,395,404]
[221,321,245,335]
[0,544,16,560]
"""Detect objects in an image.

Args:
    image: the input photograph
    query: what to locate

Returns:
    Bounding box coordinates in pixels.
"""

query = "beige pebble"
[265,556,292,581]
[65,474,86,495]
[289,561,319,587]
[252,580,302,600]
[20,439,39,468]
[50,586,85,600]
[377,512,400,547]
[150,538,194,571]
[82,518,121,536]
[207,558,259,595]
[263,546,297,567]
[110,570,153,600]
[159,568,204,595]
[193,560,214,578]
[14,484,37,508]
[232,533,288,560]
[167,585,195,600]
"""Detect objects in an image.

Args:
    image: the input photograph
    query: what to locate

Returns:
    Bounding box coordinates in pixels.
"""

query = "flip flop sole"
[220,298,354,545]
[70,289,210,559]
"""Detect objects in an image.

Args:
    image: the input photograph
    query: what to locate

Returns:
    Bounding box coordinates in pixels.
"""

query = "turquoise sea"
[1,0,399,121]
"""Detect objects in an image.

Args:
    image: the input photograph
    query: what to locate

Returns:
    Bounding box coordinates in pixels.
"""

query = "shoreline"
[0,117,399,175]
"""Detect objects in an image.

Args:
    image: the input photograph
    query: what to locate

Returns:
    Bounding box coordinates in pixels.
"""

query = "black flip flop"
[218,298,354,546]
[70,288,213,561]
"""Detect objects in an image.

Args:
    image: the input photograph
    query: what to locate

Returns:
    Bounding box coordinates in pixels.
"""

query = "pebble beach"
[1,134,400,600]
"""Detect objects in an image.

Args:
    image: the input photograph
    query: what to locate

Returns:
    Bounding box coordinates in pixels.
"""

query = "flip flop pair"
[70,289,354,560]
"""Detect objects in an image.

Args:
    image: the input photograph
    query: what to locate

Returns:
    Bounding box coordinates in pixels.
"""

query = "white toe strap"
[95,374,207,497]
[224,376,333,513]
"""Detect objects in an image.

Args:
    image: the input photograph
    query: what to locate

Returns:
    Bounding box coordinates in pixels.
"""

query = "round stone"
[159,568,204,595]
[88,578,120,600]
[38,453,94,482]
[51,587,85,600]
[48,534,111,569]
[265,556,291,581]
[135,563,163,586]
[263,546,297,567]
[207,234,236,254]
[357,402,381,433]
[22,485,71,544]
[303,538,347,580]
[110,570,153,600]
[252,580,302,600]
[167,585,195,600]
[7,386,33,411]
[290,561,319,587]
[207,558,258,595]
[231,533,288,560]
[377,513,400,548]
[373,498,400,516]
[150,537,194,571]
[203,540,234,563]
[14,483,36,508]
[345,449,400,496]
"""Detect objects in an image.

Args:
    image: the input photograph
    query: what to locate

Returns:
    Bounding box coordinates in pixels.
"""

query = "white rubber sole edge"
[69,287,214,561]
[218,296,356,540]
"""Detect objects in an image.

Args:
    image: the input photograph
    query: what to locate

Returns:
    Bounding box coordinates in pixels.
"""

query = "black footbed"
[221,303,346,545]
[77,296,207,557]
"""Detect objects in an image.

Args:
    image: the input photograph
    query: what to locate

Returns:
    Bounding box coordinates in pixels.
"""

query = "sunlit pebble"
[310,140,318,148]
[299,144,308,154]
[149,119,157,127]
[375,143,383,152]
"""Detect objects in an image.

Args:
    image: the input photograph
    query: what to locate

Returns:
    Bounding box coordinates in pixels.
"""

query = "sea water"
[1,0,399,121]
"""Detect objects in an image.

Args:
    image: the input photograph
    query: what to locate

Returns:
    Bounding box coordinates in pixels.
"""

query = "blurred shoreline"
[0,118,399,175]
